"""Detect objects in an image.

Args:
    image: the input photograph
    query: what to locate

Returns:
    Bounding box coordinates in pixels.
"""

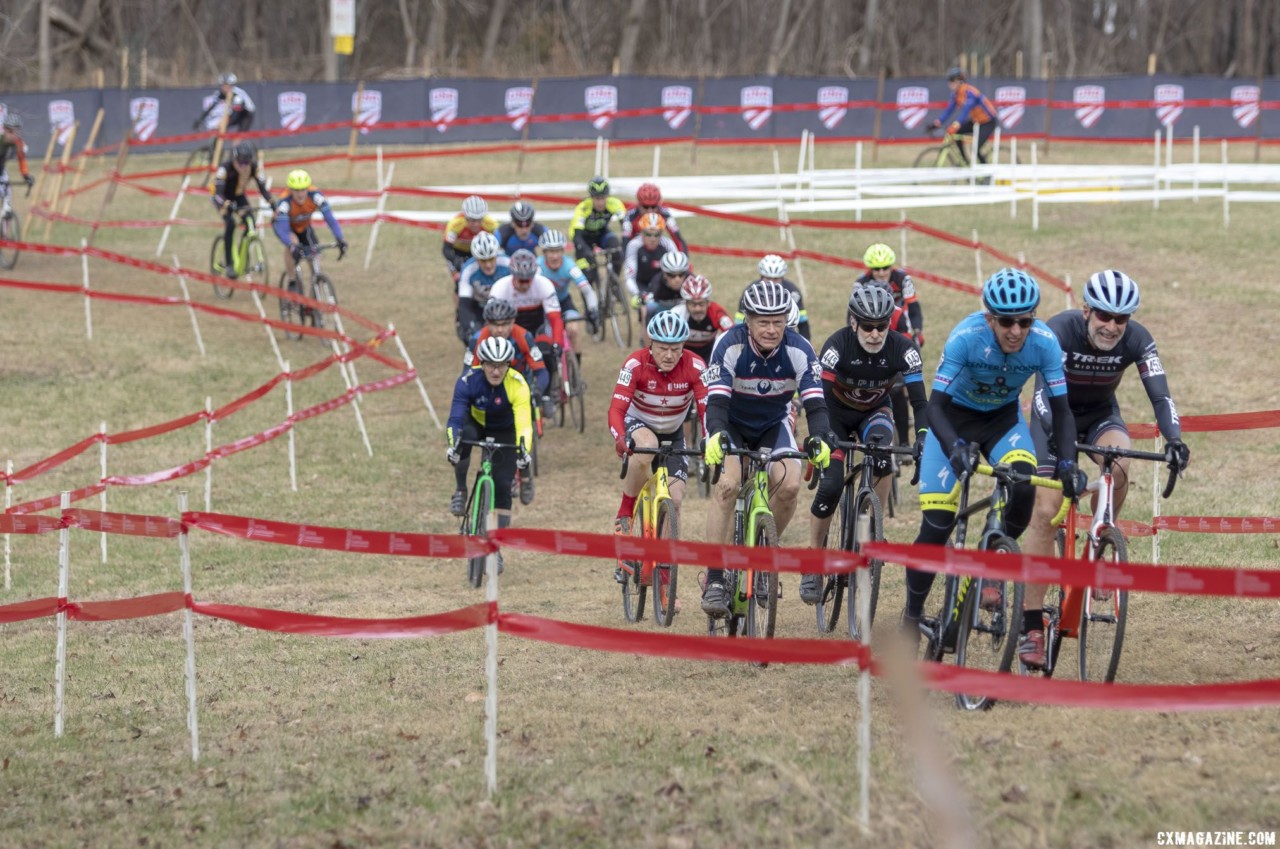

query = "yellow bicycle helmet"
[863,243,896,269]
[286,169,312,191]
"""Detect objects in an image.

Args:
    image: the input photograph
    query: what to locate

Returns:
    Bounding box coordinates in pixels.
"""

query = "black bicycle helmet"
[847,284,896,323]
[510,200,535,224]
[588,176,610,198]
[233,141,256,164]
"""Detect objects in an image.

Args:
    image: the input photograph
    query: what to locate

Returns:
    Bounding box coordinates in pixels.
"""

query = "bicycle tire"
[815,486,851,634]
[847,488,885,642]
[210,237,233,299]
[311,274,338,332]
[567,353,585,433]
[745,514,780,664]
[184,144,214,187]
[530,412,540,478]
[607,272,631,348]
[0,210,20,270]
[465,477,494,589]
[246,234,268,282]
[620,520,647,623]
[278,272,304,341]
[591,273,609,343]
[652,499,679,628]
[954,534,1024,711]
[1078,527,1129,683]
[912,146,946,169]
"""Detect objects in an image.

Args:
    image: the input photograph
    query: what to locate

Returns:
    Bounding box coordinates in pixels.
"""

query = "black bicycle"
[0,178,33,270]
[278,243,340,341]
[589,245,631,348]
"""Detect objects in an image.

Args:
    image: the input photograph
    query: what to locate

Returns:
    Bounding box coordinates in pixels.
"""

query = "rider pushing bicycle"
[700,280,834,619]
[929,67,1000,165]
[193,72,256,133]
[273,169,347,285]
[1018,269,1190,668]
[903,269,1083,651]
[211,141,270,280]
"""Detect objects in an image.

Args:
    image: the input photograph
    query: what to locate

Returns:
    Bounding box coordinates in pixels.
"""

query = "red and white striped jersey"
[608,349,708,438]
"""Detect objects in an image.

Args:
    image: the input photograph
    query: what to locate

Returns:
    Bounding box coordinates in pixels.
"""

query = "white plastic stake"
[651,145,661,178]
[364,162,396,270]
[1192,125,1200,202]
[174,259,206,357]
[1166,123,1174,191]
[1152,437,1162,566]
[1031,143,1040,231]
[54,491,70,737]
[794,129,808,200]
[484,533,500,797]
[4,460,11,590]
[329,337,373,456]
[602,137,609,178]
[808,131,816,205]
[854,142,863,222]
[593,136,602,175]
[1010,136,1019,219]
[1153,130,1162,210]
[204,397,213,512]
[390,324,442,428]
[99,421,107,563]
[177,492,201,762]
[250,289,288,373]
[155,175,190,257]
[972,229,982,290]
[285,361,297,492]
[375,144,383,193]
[81,238,92,340]
[855,514,872,833]
[1222,139,1230,228]
[772,149,786,242]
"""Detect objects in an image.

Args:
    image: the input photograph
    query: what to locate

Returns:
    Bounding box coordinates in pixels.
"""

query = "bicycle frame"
[618,441,701,586]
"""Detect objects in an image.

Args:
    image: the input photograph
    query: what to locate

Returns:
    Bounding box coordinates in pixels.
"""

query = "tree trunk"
[398,0,419,69]
[615,0,646,74]
[859,0,880,76]
[39,0,51,89]
[480,0,509,68]
[1023,0,1043,77]
[425,0,448,73]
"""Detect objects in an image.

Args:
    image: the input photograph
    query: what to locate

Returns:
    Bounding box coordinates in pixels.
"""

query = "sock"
[1022,609,1043,634]
[497,513,511,530]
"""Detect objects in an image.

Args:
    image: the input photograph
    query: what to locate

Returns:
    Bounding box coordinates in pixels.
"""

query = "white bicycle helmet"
[461,195,488,219]
[509,249,539,279]
[1083,269,1141,314]
[786,297,800,328]
[476,336,516,364]
[470,230,500,261]
[538,229,567,250]
[741,280,792,316]
[757,254,788,279]
[660,251,690,275]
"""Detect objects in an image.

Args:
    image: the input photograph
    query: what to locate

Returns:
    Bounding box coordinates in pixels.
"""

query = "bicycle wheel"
[954,534,1024,711]
[651,499,680,628]
[815,487,850,634]
[245,234,268,282]
[0,210,20,270]
[210,237,233,299]
[1078,527,1130,683]
[565,353,585,433]
[465,478,494,588]
[744,514,780,655]
[530,411,541,478]
[311,274,338,332]
[184,144,214,187]
[912,146,946,169]
[607,273,632,348]
[591,273,609,343]
[621,511,647,623]
[277,273,304,341]
[847,488,885,642]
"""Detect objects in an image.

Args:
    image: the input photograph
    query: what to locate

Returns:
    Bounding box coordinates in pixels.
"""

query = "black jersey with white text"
[818,325,924,412]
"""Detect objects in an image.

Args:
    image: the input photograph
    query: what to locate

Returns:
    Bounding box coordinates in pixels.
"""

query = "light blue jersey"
[933,312,1067,411]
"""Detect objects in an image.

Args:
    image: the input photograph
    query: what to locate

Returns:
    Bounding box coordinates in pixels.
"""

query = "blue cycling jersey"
[703,323,824,435]
[456,255,512,302]
[933,312,1067,410]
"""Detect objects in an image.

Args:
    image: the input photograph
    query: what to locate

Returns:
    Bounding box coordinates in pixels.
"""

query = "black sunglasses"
[857,321,890,333]
[1091,309,1130,325]
[991,315,1036,329]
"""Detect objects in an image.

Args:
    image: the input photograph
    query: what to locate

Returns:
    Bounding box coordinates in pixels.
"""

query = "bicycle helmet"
[588,176,610,197]
[476,336,516,364]
[461,195,488,219]
[510,200,535,224]
[219,72,238,86]
[637,212,666,234]
[863,243,896,269]
[233,141,256,164]
[470,230,500,261]
[982,268,1041,315]
[757,254,788,279]
[483,298,517,323]
[647,310,690,344]
[741,280,792,316]
[509,249,539,279]
[946,67,965,82]
[660,251,689,275]
[680,274,712,300]
[286,169,311,191]
[538,229,567,250]
[848,284,896,323]
[636,182,662,206]
[786,298,800,328]
[3,112,22,131]
[1083,269,1141,315]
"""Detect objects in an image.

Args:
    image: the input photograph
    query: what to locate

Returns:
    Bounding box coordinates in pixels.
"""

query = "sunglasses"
[1091,309,1130,325]
[857,321,890,333]
[991,315,1036,329]
[642,230,662,238]
[869,266,892,273]
[513,220,533,227]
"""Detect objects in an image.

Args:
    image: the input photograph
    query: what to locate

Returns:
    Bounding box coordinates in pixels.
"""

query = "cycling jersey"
[624,233,679,299]
[937,82,996,129]
[736,278,810,340]
[670,301,734,362]
[933,312,1066,412]
[568,196,627,241]
[463,326,549,396]
[0,134,30,180]
[608,348,708,438]
[537,255,599,314]
[621,204,688,252]
[703,323,829,439]
[496,221,546,256]
[447,366,533,455]
[197,87,257,132]
[818,325,926,413]
[443,212,499,274]
[457,255,512,303]
[487,274,565,347]
[273,189,343,245]
[855,269,923,334]
[211,159,270,208]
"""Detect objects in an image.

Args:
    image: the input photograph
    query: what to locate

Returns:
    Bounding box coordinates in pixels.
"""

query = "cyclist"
[0,113,35,200]
[446,335,534,569]
[621,182,688,253]
[798,285,928,604]
[929,67,999,165]
[488,249,566,417]
[700,280,833,619]
[463,298,550,396]
[608,311,709,580]
[1018,269,1190,668]
[569,176,627,288]
[736,254,810,341]
[900,269,1082,643]
[193,72,256,132]
[536,229,599,360]
[856,243,926,451]
[210,141,271,280]
[272,169,347,286]
[496,200,547,256]
[455,230,511,345]
[443,195,498,294]
[624,214,680,313]
[670,274,734,363]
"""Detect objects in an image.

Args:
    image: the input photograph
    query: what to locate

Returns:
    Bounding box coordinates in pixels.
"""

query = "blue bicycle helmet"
[982,268,1040,315]
[647,311,690,344]
[1083,269,1140,314]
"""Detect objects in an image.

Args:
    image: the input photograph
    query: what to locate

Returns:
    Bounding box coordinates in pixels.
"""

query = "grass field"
[0,137,1277,848]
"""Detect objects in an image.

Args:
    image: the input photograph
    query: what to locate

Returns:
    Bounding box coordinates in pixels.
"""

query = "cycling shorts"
[1032,398,1127,475]
[917,401,1037,513]
[624,415,688,483]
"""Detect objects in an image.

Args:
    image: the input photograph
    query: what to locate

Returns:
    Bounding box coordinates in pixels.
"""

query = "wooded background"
[3,0,1279,91]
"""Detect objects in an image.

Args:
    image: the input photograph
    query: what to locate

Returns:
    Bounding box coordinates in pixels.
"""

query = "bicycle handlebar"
[972,462,1062,490]
[619,437,705,479]
[1078,442,1181,499]
[457,437,525,454]
[709,446,815,486]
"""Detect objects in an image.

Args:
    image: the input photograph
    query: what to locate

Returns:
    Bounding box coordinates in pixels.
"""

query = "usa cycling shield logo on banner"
[1231,85,1260,128]
[352,89,381,135]
[661,85,693,129]
[129,97,160,141]
[586,85,618,130]
[740,86,773,130]
[1155,84,1184,127]
[505,86,533,130]
[48,100,75,146]
[818,86,848,129]
[896,86,929,129]
[1073,85,1106,128]
[430,87,458,133]
[995,86,1026,128]
[277,91,306,131]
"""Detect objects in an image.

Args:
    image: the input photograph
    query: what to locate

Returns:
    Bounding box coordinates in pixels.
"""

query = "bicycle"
[210,206,269,299]
[0,178,33,270]
[706,445,815,658]
[457,437,523,588]
[1021,443,1181,682]
[913,127,1017,173]
[183,137,221,189]
[916,451,1059,710]
[686,411,711,498]
[815,439,917,640]
[590,246,631,348]
[617,439,704,627]
[553,337,586,434]
[278,243,340,341]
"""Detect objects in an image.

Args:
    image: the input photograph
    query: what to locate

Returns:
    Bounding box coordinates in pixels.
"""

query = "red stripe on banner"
[104,458,210,487]
[69,592,187,622]
[0,514,65,534]
[191,600,493,638]
[0,597,61,623]
[63,509,183,538]
[491,527,865,574]
[10,484,107,515]
[182,511,496,558]
[10,434,102,484]
[862,541,1280,599]
[107,411,207,445]
[1155,516,1280,534]
[1129,409,1280,438]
